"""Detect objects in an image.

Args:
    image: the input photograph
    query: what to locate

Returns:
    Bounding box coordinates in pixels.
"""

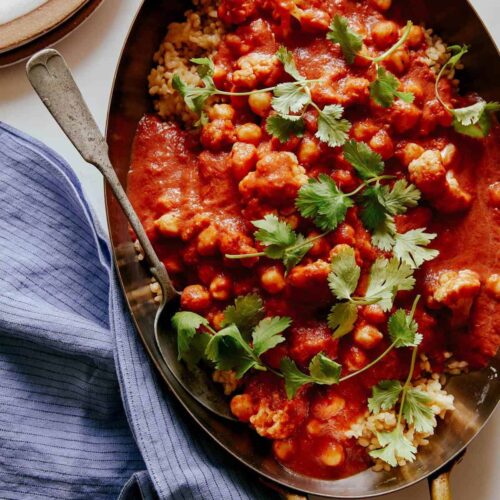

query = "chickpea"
[306,419,324,436]
[231,142,258,181]
[351,120,378,141]
[209,275,233,301]
[485,274,500,299]
[331,169,357,192]
[208,103,236,122]
[401,79,424,104]
[353,324,384,350]
[391,101,422,134]
[361,304,387,325]
[406,25,425,48]
[440,143,458,167]
[155,212,180,238]
[180,284,211,313]
[197,225,219,256]
[343,346,368,372]
[308,232,330,258]
[248,92,272,117]
[487,181,500,208]
[369,129,394,160]
[260,266,286,294]
[211,311,226,331]
[230,394,254,422]
[236,123,262,145]
[273,439,295,461]
[329,244,351,262]
[163,255,183,274]
[398,142,425,167]
[313,395,346,420]
[300,8,331,33]
[371,21,399,49]
[297,137,321,165]
[320,442,345,467]
[331,224,356,246]
[369,0,392,11]
[384,47,410,75]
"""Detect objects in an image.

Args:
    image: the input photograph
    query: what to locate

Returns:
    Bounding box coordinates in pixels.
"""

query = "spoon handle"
[26,48,177,303]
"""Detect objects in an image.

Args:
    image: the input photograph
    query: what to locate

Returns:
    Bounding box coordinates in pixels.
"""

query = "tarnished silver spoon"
[26,48,235,421]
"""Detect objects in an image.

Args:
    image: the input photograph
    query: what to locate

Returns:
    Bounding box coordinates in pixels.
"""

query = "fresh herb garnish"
[225,214,321,272]
[327,246,416,337]
[171,311,212,367]
[276,46,305,81]
[343,140,385,180]
[205,316,290,378]
[265,114,306,143]
[272,82,311,115]
[222,293,264,339]
[313,103,352,148]
[280,353,342,399]
[327,15,363,64]
[296,174,354,231]
[369,66,415,108]
[435,44,499,137]
[368,324,435,466]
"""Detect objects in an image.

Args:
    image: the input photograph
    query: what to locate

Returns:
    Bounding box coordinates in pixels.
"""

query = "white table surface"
[0,0,498,498]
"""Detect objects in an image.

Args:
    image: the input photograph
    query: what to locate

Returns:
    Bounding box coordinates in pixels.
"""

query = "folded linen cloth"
[0,122,268,500]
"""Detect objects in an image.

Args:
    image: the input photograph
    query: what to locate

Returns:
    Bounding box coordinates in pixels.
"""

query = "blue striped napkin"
[0,122,267,500]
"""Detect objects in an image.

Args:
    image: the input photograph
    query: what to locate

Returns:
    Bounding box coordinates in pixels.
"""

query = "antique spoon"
[26,48,235,420]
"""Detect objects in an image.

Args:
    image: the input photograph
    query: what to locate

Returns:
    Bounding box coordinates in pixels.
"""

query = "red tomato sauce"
[128,0,499,480]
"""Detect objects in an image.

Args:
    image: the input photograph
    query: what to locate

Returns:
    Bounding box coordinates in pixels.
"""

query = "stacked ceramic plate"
[0,0,103,67]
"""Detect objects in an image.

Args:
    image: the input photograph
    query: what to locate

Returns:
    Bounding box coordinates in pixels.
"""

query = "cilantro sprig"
[225,214,323,272]
[435,44,499,137]
[327,246,417,338]
[172,294,291,378]
[326,17,415,108]
[368,334,435,466]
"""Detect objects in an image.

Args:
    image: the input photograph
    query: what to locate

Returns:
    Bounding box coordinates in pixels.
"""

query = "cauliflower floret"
[232,52,282,89]
[408,150,446,197]
[429,270,481,325]
[239,152,307,207]
[249,397,307,439]
[408,149,472,213]
[213,370,239,395]
[218,0,257,25]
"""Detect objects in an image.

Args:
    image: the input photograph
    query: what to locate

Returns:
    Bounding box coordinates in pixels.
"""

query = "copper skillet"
[30,0,500,498]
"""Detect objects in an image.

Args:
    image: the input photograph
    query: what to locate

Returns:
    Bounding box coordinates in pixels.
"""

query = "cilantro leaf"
[266,114,305,143]
[272,83,311,115]
[328,246,360,300]
[205,324,261,378]
[309,353,342,384]
[388,308,423,347]
[452,101,500,138]
[171,311,210,363]
[190,57,215,78]
[343,140,384,181]
[316,104,351,148]
[280,353,341,399]
[369,426,417,467]
[296,174,354,231]
[276,46,304,81]
[252,316,290,356]
[370,67,415,108]
[360,185,388,232]
[328,302,358,339]
[327,15,363,64]
[402,388,436,434]
[371,216,397,252]
[368,380,403,414]
[393,229,439,269]
[172,74,216,114]
[253,215,312,272]
[446,44,469,68]
[365,257,415,311]
[222,294,264,339]
[282,234,313,272]
[382,179,421,215]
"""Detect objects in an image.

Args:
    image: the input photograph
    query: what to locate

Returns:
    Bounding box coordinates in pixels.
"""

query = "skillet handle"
[428,449,466,500]
[25,48,177,303]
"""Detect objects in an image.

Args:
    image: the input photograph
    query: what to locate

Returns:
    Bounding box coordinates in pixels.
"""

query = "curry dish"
[128,0,499,480]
